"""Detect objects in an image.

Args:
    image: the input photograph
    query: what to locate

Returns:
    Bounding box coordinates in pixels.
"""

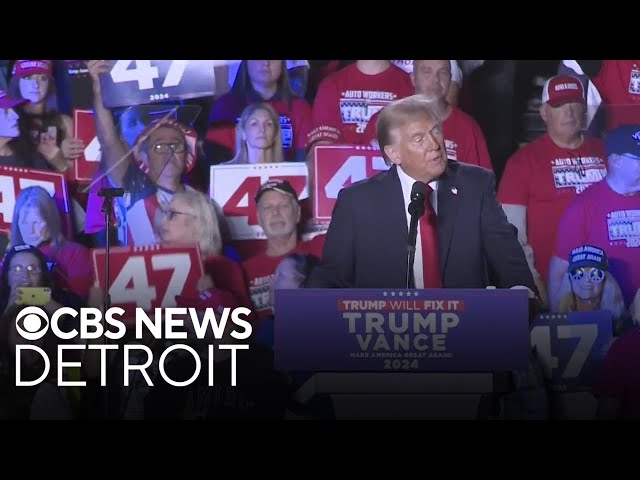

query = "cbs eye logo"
[15,307,50,341]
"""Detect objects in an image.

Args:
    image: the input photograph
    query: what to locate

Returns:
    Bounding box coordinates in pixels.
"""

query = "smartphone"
[16,287,52,306]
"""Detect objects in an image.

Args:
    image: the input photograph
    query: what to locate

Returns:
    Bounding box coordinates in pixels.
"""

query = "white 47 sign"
[111,60,189,90]
[100,60,216,108]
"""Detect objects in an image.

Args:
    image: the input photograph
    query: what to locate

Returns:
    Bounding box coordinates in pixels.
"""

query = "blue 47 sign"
[100,60,216,108]
[530,311,613,392]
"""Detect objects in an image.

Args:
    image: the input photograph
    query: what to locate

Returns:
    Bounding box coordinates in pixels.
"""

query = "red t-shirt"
[241,236,325,318]
[40,240,94,297]
[498,133,607,282]
[203,255,252,311]
[205,93,313,162]
[592,328,640,419]
[310,63,413,146]
[592,60,640,131]
[554,180,640,307]
[363,106,493,170]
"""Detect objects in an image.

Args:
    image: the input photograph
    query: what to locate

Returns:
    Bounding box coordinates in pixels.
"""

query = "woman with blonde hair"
[555,245,629,334]
[225,103,285,165]
[155,189,251,310]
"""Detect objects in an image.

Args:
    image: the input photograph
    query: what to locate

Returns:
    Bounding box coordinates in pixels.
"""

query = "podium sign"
[530,311,614,392]
[274,289,530,372]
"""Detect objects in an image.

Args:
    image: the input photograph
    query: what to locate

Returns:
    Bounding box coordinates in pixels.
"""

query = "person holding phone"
[0,244,84,317]
[10,186,93,298]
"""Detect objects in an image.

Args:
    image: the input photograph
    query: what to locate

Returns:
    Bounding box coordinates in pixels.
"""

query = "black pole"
[98,187,124,419]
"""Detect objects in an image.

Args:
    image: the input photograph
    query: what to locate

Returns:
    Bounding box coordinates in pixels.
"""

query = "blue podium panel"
[274,289,530,372]
[530,311,614,392]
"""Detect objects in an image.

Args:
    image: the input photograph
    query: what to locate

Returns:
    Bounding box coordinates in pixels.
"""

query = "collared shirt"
[396,165,438,289]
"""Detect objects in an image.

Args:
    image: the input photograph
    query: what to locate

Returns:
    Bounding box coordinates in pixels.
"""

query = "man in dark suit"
[307,94,537,294]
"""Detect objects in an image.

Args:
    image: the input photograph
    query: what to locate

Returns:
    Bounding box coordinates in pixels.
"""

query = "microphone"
[406,181,427,289]
[408,181,427,217]
[98,187,125,198]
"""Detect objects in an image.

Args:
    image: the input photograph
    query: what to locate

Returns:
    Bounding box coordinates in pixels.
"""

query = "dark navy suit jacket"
[306,161,536,292]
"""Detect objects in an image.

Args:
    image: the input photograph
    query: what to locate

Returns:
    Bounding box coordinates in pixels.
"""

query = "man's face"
[541,101,585,140]
[385,114,447,183]
[613,153,640,192]
[412,60,452,101]
[257,190,300,239]
[0,107,20,138]
[144,126,187,181]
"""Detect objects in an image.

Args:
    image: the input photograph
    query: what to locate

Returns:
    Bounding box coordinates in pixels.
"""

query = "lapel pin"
[451,187,458,195]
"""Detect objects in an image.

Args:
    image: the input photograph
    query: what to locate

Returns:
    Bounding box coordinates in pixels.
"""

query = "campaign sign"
[0,166,71,236]
[274,289,530,372]
[313,145,389,221]
[210,163,308,240]
[100,60,216,108]
[72,109,101,182]
[530,311,614,392]
[92,244,204,324]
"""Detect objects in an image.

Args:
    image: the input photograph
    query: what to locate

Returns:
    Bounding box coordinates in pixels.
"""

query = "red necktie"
[420,186,442,288]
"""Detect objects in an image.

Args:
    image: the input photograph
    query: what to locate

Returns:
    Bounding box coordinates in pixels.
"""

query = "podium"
[274,288,531,420]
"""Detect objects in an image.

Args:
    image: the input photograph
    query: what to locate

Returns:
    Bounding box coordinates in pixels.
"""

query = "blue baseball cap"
[568,245,608,272]
[605,124,640,158]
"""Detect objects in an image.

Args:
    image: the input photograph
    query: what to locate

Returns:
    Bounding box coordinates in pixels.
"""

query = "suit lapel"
[436,164,460,278]
[381,165,408,232]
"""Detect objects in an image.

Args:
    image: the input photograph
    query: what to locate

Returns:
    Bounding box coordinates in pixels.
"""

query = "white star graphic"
[399,291,404,297]
[391,291,396,297]
[383,291,388,297]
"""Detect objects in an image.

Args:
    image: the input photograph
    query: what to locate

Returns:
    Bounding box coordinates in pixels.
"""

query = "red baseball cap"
[11,60,53,79]
[541,75,586,107]
[0,89,27,108]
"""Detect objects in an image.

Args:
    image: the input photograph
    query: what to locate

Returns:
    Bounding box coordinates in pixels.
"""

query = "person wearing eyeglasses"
[86,60,200,247]
[556,245,627,329]
[499,75,608,310]
[549,124,640,312]
[0,244,78,316]
[155,189,252,312]
[10,186,93,298]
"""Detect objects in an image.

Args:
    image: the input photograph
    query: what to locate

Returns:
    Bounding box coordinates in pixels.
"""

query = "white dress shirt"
[396,165,438,289]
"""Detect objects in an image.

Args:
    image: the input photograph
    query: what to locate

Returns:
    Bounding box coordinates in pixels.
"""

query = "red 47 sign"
[0,166,71,235]
[92,244,204,324]
[71,109,101,183]
[313,145,389,220]
[209,163,308,240]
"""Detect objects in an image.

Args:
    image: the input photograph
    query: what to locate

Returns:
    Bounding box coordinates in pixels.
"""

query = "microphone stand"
[98,187,124,420]
[406,182,426,289]
[406,214,420,289]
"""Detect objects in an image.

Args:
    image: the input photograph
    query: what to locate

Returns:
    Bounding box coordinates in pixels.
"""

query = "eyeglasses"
[159,208,196,221]
[7,264,42,275]
[569,267,605,283]
[152,142,186,154]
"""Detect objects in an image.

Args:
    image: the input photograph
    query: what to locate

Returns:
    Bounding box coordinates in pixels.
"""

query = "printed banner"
[92,244,204,324]
[209,163,308,240]
[0,166,71,236]
[274,288,530,372]
[530,311,614,392]
[100,60,217,108]
[313,145,389,221]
